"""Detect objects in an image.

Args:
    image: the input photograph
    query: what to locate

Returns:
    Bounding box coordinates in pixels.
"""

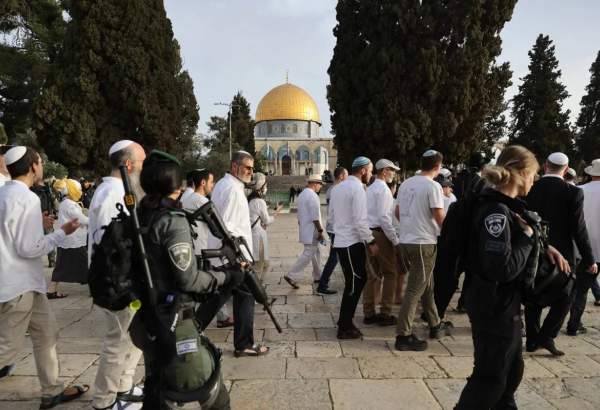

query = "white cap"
[440,168,452,178]
[307,174,323,184]
[375,158,400,171]
[4,146,27,166]
[566,167,576,178]
[547,152,569,166]
[108,140,134,156]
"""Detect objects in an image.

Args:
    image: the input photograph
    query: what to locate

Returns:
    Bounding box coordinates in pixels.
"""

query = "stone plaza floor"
[3,212,600,409]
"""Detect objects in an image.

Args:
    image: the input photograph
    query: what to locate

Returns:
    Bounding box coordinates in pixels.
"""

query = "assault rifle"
[191,200,283,333]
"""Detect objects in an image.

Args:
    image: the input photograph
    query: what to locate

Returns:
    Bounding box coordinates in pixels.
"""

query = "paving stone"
[266,284,314,296]
[225,328,264,343]
[296,341,342,357]
[534,355,600,377]
[272,304,306,314]
[433,356,555,379]
[439,336,475,356]
[340,340,393,357]
[230,379,332,410]
[286,357,361,379]
[221,357,286,380]
[288,313,334,328]
[12,354,97,377]
[329,379,441,410]
[203,329,231,343]
[359,356,446,379]
[252,313,288,329]
[387,340,452,357]
[359,326,396,340]
[264,328,316,342]
[286,295,324,305]
[315,328,338,341]
[0,376,73,400]
[305,303,338,313]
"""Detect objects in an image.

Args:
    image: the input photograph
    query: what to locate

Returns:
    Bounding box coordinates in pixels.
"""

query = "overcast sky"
[163,0,600,137]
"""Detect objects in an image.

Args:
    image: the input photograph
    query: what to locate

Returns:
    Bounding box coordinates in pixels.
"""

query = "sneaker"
[0,363,15,380]
[116,385,144,402]
[316,287,337,295]
[539,339,564,356]
[284,275,299,289]
[377,314,397,327]
[395,334,428,351]
[429,321,454,339]
[566,324,587,336]
[363,314,381,325]
[95,400,143,410]
[337,327,362,340]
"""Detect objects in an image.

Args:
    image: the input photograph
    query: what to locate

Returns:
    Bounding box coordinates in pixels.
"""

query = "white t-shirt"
[582,181,600,262]
[296,188,321,244]
[0,173,9,188]
[181,192,209,255]
[443,193,457,214]
[57,198,89,249]
[395,175,444,244]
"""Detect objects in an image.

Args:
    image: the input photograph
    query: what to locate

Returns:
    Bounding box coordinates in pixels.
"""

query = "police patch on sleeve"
[484,213,507,237]
[168,243,193,271]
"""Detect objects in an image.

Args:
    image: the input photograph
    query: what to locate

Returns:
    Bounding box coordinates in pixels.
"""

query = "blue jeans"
[318,233,338,290]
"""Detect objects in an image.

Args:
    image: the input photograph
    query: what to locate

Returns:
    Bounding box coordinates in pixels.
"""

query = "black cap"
[147,149,181,166]
[468,152,485,169]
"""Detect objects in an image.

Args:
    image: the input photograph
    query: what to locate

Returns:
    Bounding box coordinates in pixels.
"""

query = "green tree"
[0,0,66,141]
[576,51,600,163]
[328,0,516,169]
[509,34,574,159]
[231,92,255,155]
[34,0,198,174]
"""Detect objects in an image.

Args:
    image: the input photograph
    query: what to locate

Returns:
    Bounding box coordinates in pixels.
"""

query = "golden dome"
[255,83,321,124]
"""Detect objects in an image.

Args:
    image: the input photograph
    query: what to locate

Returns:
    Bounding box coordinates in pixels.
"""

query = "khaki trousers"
[363,230,397,316]
[396,244,441,336]
[0,291,63,397]
[288,242,322,282]
[92,306,143,408]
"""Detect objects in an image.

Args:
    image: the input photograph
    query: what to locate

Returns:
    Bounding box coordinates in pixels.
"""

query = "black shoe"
[525,340,539,352]
[378,314,397,326]
[116,384,144,402]
[316,287,337,295]
[539,339,564,356]
[429,321,454,339]
[284,275,299,289]
[313,280,321,284]
[566,324,587,336]
[395,334,428,351]
[363,314,382,325]
[419,312,428,322]
[337,327,362,340]
[0,364,14,380]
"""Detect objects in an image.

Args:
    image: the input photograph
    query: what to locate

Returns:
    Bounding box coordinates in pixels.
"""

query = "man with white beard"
[88,140,146,410]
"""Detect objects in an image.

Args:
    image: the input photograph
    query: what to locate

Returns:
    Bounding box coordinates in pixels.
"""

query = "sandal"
[217,316,235,328]
[234,344,270,357]
[46,292,68,300]
[40,385,89,409]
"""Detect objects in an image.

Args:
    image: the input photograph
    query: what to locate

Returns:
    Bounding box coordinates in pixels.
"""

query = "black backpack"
[88,204,141,311]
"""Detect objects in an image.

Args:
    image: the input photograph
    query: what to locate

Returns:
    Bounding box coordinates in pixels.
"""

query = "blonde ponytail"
[482,145,539,188]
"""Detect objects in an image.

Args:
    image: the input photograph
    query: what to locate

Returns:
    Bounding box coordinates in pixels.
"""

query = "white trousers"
[0,291,63,397]
[288,243,321,282]
[92,306,143,408]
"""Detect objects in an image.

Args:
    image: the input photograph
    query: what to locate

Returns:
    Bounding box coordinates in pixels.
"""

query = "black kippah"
[147,149,181,166]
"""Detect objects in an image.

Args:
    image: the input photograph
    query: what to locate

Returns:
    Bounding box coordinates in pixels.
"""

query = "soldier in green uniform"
[130,150,240,410]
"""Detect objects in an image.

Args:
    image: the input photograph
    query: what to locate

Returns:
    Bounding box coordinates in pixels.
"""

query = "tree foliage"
[0,0,66,141]
[509,34,574,159]
[327,0,516,169]
[576,50,600,163]
[34,0,199,174]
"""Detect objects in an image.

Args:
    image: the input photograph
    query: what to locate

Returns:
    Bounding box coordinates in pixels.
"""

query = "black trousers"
[567,264,599,332]
[433,244,470,319]
[456,322,524,410]
[524,291,571,345]
[335,243,368,330]
[196,282,255,351]
[318,233,338,290]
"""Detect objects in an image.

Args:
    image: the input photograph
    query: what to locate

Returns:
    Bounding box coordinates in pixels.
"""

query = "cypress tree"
[509,34,574,159]
[328,0,516,169]
[230,92,256,155]
[576,51,600,163]
[34,0,198,173]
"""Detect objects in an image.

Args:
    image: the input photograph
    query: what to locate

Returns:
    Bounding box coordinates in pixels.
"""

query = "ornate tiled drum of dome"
[254,82,337,176]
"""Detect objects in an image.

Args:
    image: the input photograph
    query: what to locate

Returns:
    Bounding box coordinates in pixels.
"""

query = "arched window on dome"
[267,123,273,134]
[277,145,293,160]
[260,145,275,161]
[314,146,328,164]
[293,124,298,133]
[295,146,310,161]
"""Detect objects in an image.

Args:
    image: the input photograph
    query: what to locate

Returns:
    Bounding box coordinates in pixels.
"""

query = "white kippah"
[423,149,439,157]
[108,140,134,156]
[4,146,27,166]
[547,152,569,166]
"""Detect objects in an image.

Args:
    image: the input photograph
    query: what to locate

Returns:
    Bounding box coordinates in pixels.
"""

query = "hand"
[587,263,598,274]
[317,232,324,242]
[239,261,249,269]
[546,245,571,273]
[368,242,379,256]
[275,203,284,213]
[515,214,534,237]
[61,218,80,235]
[42,212,55,231]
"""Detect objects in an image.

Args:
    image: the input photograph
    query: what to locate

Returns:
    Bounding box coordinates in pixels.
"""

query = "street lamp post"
[214,101,241,160]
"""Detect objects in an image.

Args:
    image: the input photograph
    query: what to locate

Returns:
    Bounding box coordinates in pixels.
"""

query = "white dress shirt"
[0,173,9,188]
[57,198,89,249]
[582,181,600,261]
[296,188,321,245]
[208,173,252,263]
[180,187,194,204]
[249,197,274,259]
[367,178,400,246]
[182,192,209,255]
[87,176,125,264]
[0,180,66,302]
[325,185,336,233]
[443,193,457,214]
[331,175,374,248]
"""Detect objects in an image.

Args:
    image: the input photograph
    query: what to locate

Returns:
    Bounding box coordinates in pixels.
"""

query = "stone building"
[254,82,336,176]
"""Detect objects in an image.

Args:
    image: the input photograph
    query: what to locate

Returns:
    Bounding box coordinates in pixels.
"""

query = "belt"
[371,227,382,232]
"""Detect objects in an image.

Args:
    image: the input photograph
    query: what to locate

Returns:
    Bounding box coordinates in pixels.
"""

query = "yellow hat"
[53,178,82,202]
